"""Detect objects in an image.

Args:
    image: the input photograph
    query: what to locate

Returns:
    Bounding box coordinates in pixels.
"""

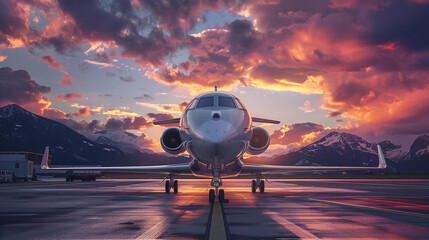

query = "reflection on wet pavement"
[1,178,429,239]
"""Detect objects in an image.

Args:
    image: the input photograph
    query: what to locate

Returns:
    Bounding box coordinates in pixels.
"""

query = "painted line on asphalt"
[265,210,319,239]
[309,198,429,219]
[208,202,227,240]
[204,201,231,240]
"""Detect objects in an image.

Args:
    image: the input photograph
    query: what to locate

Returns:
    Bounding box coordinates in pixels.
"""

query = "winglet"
[377,144,387,169]
[41,146,50,170]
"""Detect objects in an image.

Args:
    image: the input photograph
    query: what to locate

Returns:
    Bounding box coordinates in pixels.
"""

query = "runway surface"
[1,178,429,239]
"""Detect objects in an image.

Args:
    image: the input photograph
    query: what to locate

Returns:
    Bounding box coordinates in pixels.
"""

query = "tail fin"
[41,146,50,169]
[377,145,387,169]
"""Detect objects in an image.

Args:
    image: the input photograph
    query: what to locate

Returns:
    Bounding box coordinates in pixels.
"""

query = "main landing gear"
[164,175,178,194]
[251,175,265,193]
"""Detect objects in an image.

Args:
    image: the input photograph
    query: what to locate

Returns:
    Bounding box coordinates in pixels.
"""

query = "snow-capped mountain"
[0,104,187,166]
[95,135,154,154]
[398,135,429,172]
[254,132,399,171]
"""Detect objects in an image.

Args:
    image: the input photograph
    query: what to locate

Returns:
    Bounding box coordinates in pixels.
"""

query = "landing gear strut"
[164,175,178,194]
[251,174,265,193]
[208,156,227,203]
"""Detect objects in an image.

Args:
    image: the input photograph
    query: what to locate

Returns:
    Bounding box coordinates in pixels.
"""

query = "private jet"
[41,86,387,202]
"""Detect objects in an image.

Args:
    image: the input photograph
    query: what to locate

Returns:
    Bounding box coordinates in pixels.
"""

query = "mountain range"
[0,104,188,166]
[0,104,428,172]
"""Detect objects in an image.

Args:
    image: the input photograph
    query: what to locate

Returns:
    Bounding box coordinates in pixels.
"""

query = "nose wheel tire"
[219,189,225,202]
[251,180,257,192]
[209,189,215,203]
[165,180,170,193]
[173,180,178,193]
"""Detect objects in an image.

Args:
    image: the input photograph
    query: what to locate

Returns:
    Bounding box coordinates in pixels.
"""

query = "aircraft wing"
[252,117,280,124]
[40,147,192,175]
[241,145,387,174]
[153,118,181,127]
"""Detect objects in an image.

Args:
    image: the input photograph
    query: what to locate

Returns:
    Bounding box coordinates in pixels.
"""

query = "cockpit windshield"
[196,97,214,108]
[219,97,236,108]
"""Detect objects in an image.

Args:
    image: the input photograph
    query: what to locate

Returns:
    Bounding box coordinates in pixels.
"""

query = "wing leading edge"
[41,147,192,174]
[252,117,280,124]
[153,118,181,127]
[241,144,387,174]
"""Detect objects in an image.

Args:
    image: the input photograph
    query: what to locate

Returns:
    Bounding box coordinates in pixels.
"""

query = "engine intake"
[246,127,270,155]
[161,127,185,155]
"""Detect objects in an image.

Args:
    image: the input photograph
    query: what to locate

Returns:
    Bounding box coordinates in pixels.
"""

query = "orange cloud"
[40,55,75,85]
[299,100,315,113]
[54,93,83,101]
[43,108,67,119]
[73,106,93,117]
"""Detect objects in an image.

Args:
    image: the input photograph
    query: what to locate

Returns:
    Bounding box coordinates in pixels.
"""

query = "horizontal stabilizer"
[252,117,280,124]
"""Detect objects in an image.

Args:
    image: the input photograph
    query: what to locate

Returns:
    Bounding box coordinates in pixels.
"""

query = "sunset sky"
[1,0,429,153]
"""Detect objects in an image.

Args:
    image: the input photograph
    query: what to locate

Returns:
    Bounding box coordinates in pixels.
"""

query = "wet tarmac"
[1,178,429,239]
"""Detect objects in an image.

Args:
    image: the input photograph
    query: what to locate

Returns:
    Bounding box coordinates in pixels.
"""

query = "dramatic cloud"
[271,122,326,146]
[41,55,62,70]
[0,67,51,114]
[73,106,93,117]
[2,0,429,138]
[54,93,83,101]
[43,108,67,119]
[147,112,174,122]
[84,59,117,69]
[137,101,189,113]
[299,100,315,113]
[40,55,75,85]
[327,111,342,118]
[102,108,139,117]
[105,116,152,130]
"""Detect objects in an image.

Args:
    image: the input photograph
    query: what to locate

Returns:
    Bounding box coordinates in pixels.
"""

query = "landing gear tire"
[165,180,170,193]
[173,180,178,193]
[209,189,215,203]
[260,180,265,193]
[219,189,225,202]
[251,180,257,193]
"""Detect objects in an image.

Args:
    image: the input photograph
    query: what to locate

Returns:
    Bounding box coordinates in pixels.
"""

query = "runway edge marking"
[309,198,429,219]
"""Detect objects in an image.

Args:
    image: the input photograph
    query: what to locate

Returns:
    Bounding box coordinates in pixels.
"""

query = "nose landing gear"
[251,174,265,193]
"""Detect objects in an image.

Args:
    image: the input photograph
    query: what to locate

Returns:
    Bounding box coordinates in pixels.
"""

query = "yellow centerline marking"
[209,202,227,240]
[309,198,429,219]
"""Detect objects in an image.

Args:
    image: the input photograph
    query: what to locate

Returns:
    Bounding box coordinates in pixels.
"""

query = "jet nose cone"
[199,120,237,144]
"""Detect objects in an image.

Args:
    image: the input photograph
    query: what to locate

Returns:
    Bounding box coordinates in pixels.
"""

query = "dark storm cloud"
[0,67,51,114]
[227,19,259,55]
[0,0,28,45]
[363,1,429,51]
[57,0,176,66]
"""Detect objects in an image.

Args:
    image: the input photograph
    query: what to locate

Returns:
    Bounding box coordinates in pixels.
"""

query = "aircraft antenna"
[214,85,218,91]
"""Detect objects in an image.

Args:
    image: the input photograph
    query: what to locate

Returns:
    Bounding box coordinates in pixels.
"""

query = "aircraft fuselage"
[180,92,252,178]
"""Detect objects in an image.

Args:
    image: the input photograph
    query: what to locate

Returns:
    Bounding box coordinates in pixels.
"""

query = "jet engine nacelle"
[161,127,185,155]
[246,127,270,155]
